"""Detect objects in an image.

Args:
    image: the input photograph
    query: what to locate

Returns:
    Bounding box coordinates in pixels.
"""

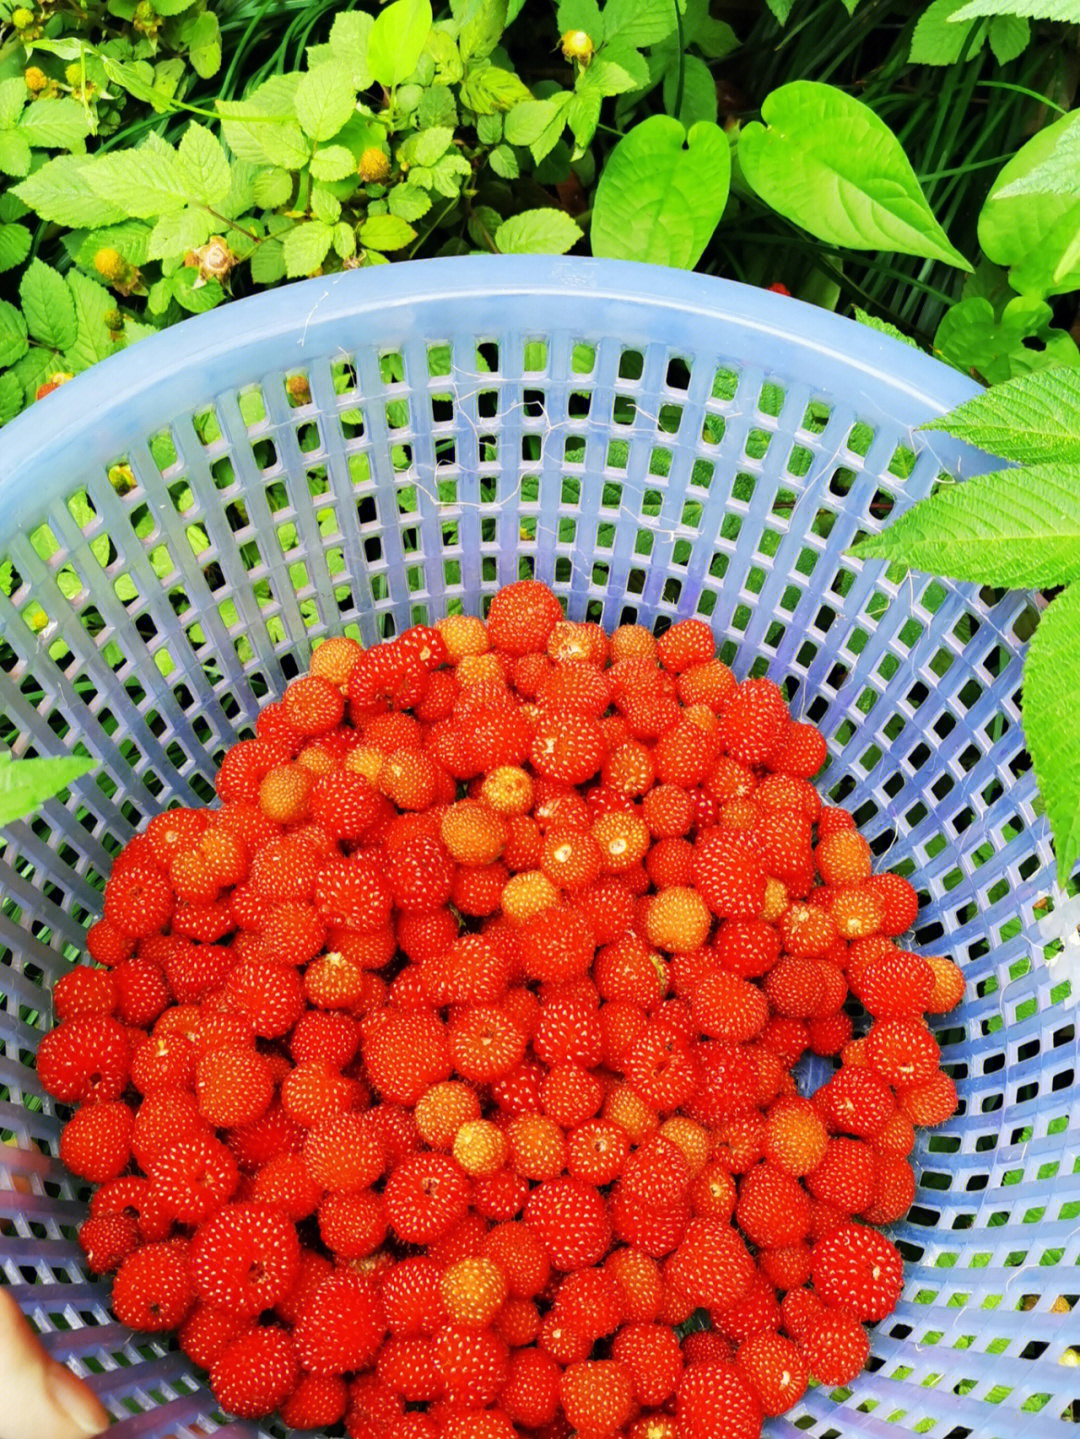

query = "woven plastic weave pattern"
[0,257,1076,1439]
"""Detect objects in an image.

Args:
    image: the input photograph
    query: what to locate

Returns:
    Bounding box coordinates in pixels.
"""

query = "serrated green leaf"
[850,462,1080,586]
[0,300,28,368]
[87,133,188,217]
[853,307,919,347]
[20,260,77,351]
[254,166,295,207]
[460,63,532,114]
[217,76,311,170]
[310,185,341,224]
[662,53,719,127]
[592,115,729,269]
[429,149,471,197]
[74,220,151,270]
[0,130,32,178]
[149,0,196,13]
[296,61,356,142]
[952,0,1073,16]
[359,213,417,251]
[175,123,231,205]
[419,84,458,129]
[0,78,26,128]
[0,192,29,223]
[566,92,601,150]
[765,0,795,21]
[603,0,680,47]
[425,25,464,84]
[739,82,972,271]
[995,121,1080,201]
[0,223,31,273]
[14,154,126,228]
[1023,583,1080,883]
[13,347,53,401]
[923,367,1080,463]
[495,207,581,255]
[909,0,986,64]
[980,112,1080,300]
[328,10,374,89]
[0,753,97,827]
[333,220,356,258]
[369,0,433,88]
[0,371,23,425]
[414,126,454,166]
[282,220,334,276]
[388,182,433,220]
[250,236,286,284]
[146,206,215,260]
[557,0,603,41]
[684,0,738,57]
[188,11,222,78]
[16,96,92,151]
[988,12,1030,60]
[489,143,519,178]
[309,146,356,183]
[65,270,114,370]
[579,48,650,98]
[459,0,507,60]
[505,98,559,145]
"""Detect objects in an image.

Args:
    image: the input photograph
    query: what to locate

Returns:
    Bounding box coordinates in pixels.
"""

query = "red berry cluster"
[40,580,963,1439]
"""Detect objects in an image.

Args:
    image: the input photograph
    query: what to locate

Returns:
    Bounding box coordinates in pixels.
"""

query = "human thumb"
[0,1289,110,1438]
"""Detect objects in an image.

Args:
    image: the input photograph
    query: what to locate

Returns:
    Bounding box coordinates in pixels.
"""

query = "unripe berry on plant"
[359,147,391,182]
[561,28,594,61]
[24,65,47,92]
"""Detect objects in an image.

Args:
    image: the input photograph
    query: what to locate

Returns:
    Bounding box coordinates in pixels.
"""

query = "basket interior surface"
[0,257,1077,1439]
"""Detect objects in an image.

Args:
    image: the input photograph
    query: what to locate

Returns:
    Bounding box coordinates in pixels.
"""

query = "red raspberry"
[665,1218,755,1309]
[819,1065,895,1137]
[862,870,919,934]
[178,1305,250,1368]
[656,619,714,672]
[612,1322,683,1405]
[318,1188,387,1257]
[191,1203,300,1317]
[380,1255,447,1339]
[196,1046,274,1127]
[692,831,766,919]
[349,642,429,716]
[449,1006,527,1082]
[863,1152,915,1223]
[737,1329,807,1416]
[691,971,767,1043]
[130,1088,206,1172]
[78,1212,138,1273]
[251,1153,323,1221]
[149,1133,239,1223]
[689,1161,737,1220]
[876,1109,916,1156]
[713,917,782,978]
[718,678,790,765]
[59,1100,133,1182]
[384,836,455,911]
[865,1017,940,1086]
[807,1137,877,1213]
[54,967,118,1020]
[502,1346,561,1428]
[85,918,136,966]
[799,1306,869,1385]
[624,1133,692,1209]
[897,1070,957,1125]
[223,958,304,1038]
[280,1372,349,1429]
[676,658,735,711]
[763,1094,829,1175]
[281,1059,359,1125]
[376,1335,444,1401]
[344,1374,405,1439]
[486,579,562,655]
[364,1012,451,1104]
[524,1176,611,1271]
[37,1015,130,1102]
[540,661,612,715]
[384,1152,470,1244]
[759,1240,813,1290]
[766,720,827,778]
[283,674,345,735]
[103,863,175,938]
[676,1361,763,1439]
[303,1110,384,1191]
[210,1325,298,1419]
[249,836,319,902]
[714,1270,781,1342]
[112,1242,194,1331]
[736,1162,811,1247]
[559,1359,635,1432]
[433,1324,510,1407]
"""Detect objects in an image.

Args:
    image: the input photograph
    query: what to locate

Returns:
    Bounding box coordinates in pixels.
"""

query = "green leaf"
[995,120,1080,202]
[988,12,1030,61]
[429,149,471,197]
[0,78,26,128]
[419,84,458,129]
[172,269,223,313]
[188,11,222,79]
[296,61,356,142]
[979,111,1080,299]
[0,192,29,223]
[310,185,342,224]
[15,154,126,228]
[934,294,1079,384]
[910,0,986,64]
[739,82,972,271]
[20,259,77,351]
[592,115,730,269]
[923,366,1080,463]
[72,221,151,271]
[414,126,454,166]
[254,166,295,207]
[0,223,31,273]
[250,236,286,284]
[1023,583,1080,883]
[333,220,356,258]
[282,220,334,276]
[505,98,560,145]
[566,92,601,150]
[309,146,356,183]
[0,130,32,178]
[765,0,795,22]
[579,47,650,97]
[13,348,52,403]
[359,213,417,250]
[0,753,97,827]
[495,206,581,254]
[952,0,1074,17]
[850,462,1080,586]
[854,307,919,347]
[603,0,680,48]
[64,270,115,370]
[460,63,532,114]
[172,124,230,208]
[328,10,375,89]
[489,143,519,178]
[0,301,28,368]
[16,97,92,151]
[459,0,507,60]
[0,370,23,425]
[146,206,214,260]
[148,0,196,13]
[662,53,719,127]
[217,76,311,170]
[684,0,738,57]
[369,0,433,88]
[87,133,188,217]
[557,0,603,40]
[389,182,433,220]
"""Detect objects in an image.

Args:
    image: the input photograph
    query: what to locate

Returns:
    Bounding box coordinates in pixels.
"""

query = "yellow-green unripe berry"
[358,147,391,183]
[561,29,594,62]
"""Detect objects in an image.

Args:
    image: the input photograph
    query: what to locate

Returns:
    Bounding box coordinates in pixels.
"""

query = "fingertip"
[46,1362,111,1436]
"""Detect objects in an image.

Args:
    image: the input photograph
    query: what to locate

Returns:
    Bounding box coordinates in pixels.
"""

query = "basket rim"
[0,254,991,534]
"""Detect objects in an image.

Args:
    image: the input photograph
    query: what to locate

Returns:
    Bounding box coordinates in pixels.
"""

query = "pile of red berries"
[38,580,963,1439]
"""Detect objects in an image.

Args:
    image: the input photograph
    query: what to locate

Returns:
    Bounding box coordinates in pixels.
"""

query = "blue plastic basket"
[1,255,1077,1439]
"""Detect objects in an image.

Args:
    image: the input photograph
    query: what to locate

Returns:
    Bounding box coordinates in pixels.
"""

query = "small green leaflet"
[87,133,189,218]
[254,167,295,207]
[765,0,795,23]
[495,208,582,254]
[603,0,680,48]
[328,10,375,90]
[663,54,719,127]
[997,122,1080,200]
[414,126,454,166]
[282,221,335,277]
[0,371,22,425]
[0,77,25,128]
[591,116,730,269]
[16,96,92,151]
[979,111,1080,296]
[1024,582,1080,883]
[64,270,115,370]
[146,207,215,261]
[188,11,223,78]
[951,0,1074,17]
[15,155,127,228]
[0,223,31,273]
[0,301,28,368]
[0,752,97,827]
[0,131,32,178]
[175,124,231,206]
[849,463,1080,587]
[739,83,972,271]
[909,0,986,65]
[251,238,286,284]
[360,214,417,250]
[460,63,532,114]
[309,147,356,183]
[368,0,434,88]
[20,260,77,352]
[217,76,311,171]
[853,307,919,347]
[296,62,356,142]
[459,0,508,61]
[557,0,604,39]
[922,365,1080,463]
[988,13,1030,62]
